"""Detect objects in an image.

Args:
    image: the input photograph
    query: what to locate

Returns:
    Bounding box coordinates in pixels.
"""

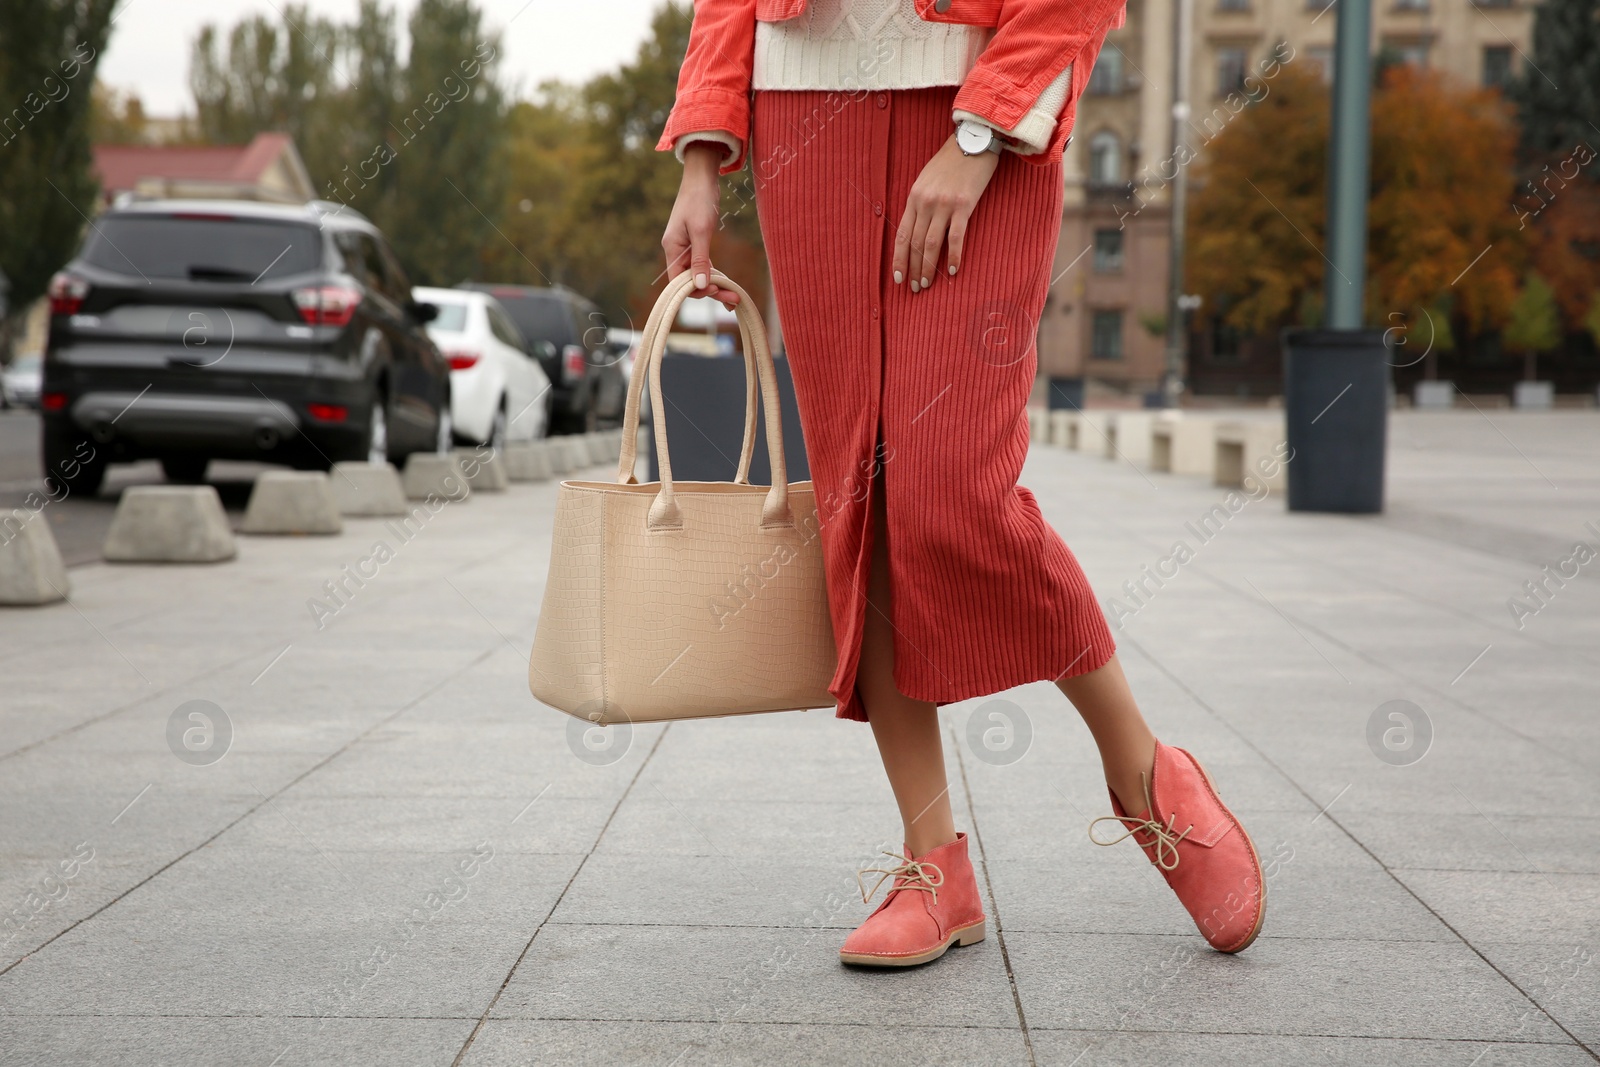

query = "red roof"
[92,132,296,194]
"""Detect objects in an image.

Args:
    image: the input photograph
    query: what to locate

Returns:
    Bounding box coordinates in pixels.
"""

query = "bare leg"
[859,479,958,859]
[1056,655,1158,816]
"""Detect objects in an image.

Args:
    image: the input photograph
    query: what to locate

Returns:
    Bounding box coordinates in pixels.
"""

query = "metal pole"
[1324,0,1373,328]
[1162,0,1193,408]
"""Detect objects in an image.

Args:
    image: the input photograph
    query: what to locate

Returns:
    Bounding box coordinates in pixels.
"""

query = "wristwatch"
[955,119,1005,157]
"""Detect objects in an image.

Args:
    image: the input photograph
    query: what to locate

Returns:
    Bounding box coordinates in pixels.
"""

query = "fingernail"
[694,272,708,289]
[920,277,930,288]
[894,271,903,284]
[948,264,957,275]
[910,280,919,293]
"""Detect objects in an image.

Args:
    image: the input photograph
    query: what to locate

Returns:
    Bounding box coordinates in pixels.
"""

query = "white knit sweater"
[676,0,1071,163]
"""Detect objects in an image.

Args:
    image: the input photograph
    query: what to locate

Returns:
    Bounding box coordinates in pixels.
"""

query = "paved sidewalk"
[1,411,1596,1066]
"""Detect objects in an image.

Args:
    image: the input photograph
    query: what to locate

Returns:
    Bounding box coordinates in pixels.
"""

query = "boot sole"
[839,918,987,968]
[1187,752,1268,954]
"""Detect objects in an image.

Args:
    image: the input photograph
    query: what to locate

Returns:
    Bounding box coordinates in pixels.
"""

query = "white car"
[2,352,42,409]
[412,286,551,449]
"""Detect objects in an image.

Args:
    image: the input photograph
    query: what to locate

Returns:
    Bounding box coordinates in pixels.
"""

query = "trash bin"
[645,352,810,484]
[1046,376,1084,411]
[1282,328,1390,513]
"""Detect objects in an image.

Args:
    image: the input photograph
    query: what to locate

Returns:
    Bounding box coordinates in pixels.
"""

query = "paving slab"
[0,410,1595,1065]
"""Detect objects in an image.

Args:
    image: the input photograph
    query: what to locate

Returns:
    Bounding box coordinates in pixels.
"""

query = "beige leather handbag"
[528,270,837,725]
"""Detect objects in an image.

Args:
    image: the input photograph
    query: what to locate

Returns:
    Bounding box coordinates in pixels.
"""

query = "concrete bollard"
[1073,411,1112,454]
[563,435,593,470]
[241,471,343,535]
[401,453,471,502]
[503,441,554,482]
[547,437,573,477]
[329,461,408,517]
[0,516,70,605]
[1106,412,1154,467]
[453,448,509,492]
[1028,408,1049,443]
[1151,413,1217,477]
[585,431,614,465]
[103,486,236,563]
[1046,410,1075,448]
[1215,420,1288,493]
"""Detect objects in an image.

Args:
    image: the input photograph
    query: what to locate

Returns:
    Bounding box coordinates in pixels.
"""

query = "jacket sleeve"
[932,0,1127,166]
[951,63,1072,155]
[655,0,758,175]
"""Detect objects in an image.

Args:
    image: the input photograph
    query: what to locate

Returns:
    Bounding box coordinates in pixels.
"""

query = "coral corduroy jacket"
[656,0,1129,174]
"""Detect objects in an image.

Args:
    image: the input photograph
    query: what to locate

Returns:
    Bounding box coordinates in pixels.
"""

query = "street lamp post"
[1162,0,1193,410]
[1280,0,1390,513]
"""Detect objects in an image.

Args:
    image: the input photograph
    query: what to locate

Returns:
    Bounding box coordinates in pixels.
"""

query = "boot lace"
[856,848,945,906]
[1088,771,1193,872]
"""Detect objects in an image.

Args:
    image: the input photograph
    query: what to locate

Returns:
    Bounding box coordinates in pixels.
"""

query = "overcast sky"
[99,0,665,116]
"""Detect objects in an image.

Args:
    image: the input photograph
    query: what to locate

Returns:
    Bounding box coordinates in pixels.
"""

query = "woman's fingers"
[907,200,935,293]
[892,208,915,287]
[946,205,970,276]
[918,205,952,290]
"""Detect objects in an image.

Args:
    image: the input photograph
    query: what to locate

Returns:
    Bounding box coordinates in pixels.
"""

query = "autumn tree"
[1187,63,1523,343]
[0,0,116,359]
[1504,272,1561,380]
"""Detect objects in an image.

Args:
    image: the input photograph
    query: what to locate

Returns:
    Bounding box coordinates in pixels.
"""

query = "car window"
[376,240,413,305]
[486,304,525,350]
[428,300,470,333]
[81,215,323,281]
[495,293,573,346]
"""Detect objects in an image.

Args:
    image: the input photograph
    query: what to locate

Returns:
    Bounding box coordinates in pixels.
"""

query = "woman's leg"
[1056,657,1159,816]
[859,475,958,859]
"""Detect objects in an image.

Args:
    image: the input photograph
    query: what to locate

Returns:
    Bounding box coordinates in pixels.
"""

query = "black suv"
[41,199,451,494]
[459,283,624,433]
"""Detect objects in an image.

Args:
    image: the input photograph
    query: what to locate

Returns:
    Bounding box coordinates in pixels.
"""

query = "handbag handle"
[616,275,763,488]
[615,270,793,532]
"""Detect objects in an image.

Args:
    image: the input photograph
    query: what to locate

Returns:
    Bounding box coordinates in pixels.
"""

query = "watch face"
[956,122,991,155]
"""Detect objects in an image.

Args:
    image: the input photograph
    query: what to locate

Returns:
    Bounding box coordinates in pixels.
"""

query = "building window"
[1217,0,1250,10]
[1091,309,1124,360]
[1089,46,1124,94]
[1211,319,1242,365]
[1093,229,1125,272]
[1483,45,1513,88]
[1388,41,1430,68]
[1216,48,1249,96]
[1391,0,1429,9]
[1304,0,1335,10]
[1306,46,1334,85]
[1088,131,1122,186]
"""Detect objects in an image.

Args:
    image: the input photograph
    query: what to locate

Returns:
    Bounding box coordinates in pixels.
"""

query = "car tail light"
[444,349,481,371]
[291,285,363,327]
[562,343,588,382]
[40,391,69,412]
[48,272,89,316]
[306,402,348,422]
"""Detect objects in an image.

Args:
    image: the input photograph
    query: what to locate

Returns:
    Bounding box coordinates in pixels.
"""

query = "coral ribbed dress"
[750,85,1117,722]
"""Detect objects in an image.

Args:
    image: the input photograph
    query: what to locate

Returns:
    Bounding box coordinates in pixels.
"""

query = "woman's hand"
[893,132,1001,293]
[661,143,741,309]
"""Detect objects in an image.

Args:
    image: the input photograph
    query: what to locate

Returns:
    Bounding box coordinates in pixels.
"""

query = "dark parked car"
[459,283,624,433]
[40,198,451,494]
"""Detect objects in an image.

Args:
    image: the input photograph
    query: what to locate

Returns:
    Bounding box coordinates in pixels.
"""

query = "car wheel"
[161,456,210,484]
[367,398,389,465]
[489,401,508,454]
[435,397,454,455]
[41,423,107,498]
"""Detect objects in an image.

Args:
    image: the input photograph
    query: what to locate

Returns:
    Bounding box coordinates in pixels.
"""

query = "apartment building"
[1039,0,1538,400]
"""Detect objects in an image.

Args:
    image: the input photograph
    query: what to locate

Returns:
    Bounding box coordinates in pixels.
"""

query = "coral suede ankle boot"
[839,831,987,967]
[1090,741,1267,953]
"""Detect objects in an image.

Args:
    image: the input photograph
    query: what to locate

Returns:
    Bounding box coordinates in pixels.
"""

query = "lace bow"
[855,848,945,906]
[1088,771,1193,871]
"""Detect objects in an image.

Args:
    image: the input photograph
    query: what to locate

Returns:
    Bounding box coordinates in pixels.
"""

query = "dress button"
[876,92,888,109]
[873,201,883,217]
[871,305,880,319]
[934,0,951,11]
